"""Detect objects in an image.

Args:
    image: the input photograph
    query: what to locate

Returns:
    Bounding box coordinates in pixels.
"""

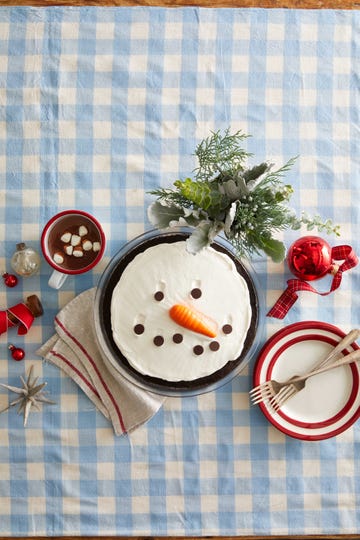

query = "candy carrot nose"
[169,304,218,338]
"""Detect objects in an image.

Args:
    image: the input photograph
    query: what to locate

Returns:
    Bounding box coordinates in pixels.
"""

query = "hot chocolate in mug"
[41,210,106,289]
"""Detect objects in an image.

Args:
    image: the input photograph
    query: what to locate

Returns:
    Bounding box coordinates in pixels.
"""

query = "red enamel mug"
[41,210,106,289]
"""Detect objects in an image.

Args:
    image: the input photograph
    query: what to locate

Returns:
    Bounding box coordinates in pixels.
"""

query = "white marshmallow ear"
[73,247,84,257]
[71,234,81,246]
[60,231,71,243]
[82,240,93,251]
[53,252,64,264]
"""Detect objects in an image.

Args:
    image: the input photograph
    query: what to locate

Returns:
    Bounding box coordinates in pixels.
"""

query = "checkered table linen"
[0,6,359,536]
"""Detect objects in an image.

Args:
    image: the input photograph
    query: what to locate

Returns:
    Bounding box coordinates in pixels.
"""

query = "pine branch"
[194,129,251,182]
[148,129,340,262]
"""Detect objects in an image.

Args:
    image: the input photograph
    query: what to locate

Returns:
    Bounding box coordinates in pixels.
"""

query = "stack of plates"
[253,321,360,440]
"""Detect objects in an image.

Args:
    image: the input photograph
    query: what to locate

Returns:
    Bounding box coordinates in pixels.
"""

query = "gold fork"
[267,348,360,411]
[250,328,360,410]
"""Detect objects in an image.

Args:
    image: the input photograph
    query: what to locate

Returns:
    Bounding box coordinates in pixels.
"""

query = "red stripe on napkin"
[55,316,127,434]
[50,349,102,400]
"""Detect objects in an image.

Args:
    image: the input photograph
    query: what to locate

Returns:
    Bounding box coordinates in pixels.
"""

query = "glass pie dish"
[94,228,263,396]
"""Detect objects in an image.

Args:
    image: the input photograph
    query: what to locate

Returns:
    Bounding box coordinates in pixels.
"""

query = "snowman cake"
[109,237,258,386]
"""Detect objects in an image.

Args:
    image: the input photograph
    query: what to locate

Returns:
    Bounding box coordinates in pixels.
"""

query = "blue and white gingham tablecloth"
[0,6,359,537]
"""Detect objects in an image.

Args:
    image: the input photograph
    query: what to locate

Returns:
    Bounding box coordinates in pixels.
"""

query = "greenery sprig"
[148,129,340,262]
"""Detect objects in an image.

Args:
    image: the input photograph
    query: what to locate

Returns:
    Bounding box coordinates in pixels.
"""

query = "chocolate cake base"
[95,230,260,396]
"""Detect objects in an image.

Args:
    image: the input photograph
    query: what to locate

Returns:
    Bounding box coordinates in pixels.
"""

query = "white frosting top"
[111,241,252,381]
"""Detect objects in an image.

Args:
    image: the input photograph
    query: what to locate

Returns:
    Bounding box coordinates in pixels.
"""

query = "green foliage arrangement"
[148,129,340,262]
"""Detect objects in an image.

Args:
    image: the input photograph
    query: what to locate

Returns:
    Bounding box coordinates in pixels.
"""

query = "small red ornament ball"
[2,272,18,288]
[287,236,333,281]
[8,344,25,361]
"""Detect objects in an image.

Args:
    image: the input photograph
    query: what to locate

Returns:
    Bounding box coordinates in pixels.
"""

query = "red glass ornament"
[2,272,18,288]
[287,236,333,281]
[8,344,25,361]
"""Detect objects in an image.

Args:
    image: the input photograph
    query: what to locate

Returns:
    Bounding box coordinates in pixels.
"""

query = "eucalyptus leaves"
[148,129,340,262]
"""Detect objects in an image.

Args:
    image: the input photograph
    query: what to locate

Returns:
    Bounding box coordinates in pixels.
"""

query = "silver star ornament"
[0,365,55,426]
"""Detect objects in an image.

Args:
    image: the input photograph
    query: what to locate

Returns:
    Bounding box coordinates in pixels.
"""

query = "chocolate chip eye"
[193,345,204,356]
[173,333,183,344]
[154,291,164,301]
[134,324,145,335]
[222,324,233,335]
[153,335,164,347]
[190,288,202,299]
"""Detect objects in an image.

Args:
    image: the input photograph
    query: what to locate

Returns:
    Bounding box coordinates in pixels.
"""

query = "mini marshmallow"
[71,234,81,246]
[53,252,64,264]
[64,244,73,256]
[60,232,72,243]
[79,225,88,237]
[93,242,101,252]
[82,240,93,251]
[73,247,84,257]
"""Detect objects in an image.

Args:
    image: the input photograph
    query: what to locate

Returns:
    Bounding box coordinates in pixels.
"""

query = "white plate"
[253,321,360,440]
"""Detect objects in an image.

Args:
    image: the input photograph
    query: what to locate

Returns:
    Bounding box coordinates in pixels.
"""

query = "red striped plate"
[253,321,360,441]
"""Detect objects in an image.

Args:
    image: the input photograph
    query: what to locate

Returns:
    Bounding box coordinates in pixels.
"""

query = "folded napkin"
[36,288,166,436]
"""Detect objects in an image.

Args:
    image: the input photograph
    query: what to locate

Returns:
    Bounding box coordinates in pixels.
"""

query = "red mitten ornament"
[0,295,43,336]
[268,236,358,319]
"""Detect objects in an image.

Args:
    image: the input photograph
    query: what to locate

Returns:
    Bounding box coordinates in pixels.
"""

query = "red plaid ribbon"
[0,303,35,335]
[267,245,358,319]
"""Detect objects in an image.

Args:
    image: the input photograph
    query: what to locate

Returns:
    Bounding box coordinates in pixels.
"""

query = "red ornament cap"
[287,236,333,281]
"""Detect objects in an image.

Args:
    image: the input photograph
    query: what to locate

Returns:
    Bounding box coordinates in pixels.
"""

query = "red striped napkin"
[36,288,165,436]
